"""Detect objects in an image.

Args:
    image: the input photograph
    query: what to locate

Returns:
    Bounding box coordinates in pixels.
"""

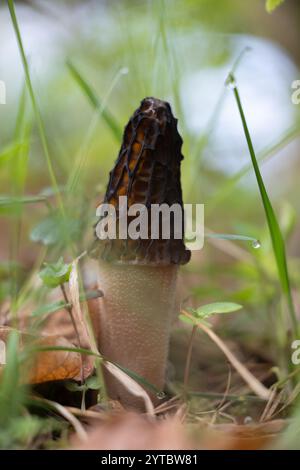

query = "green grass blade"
[66,61,126,193]
[7,0,65,217]
[266,0,284,13]
[228,73,297,334]
[67,60,122,142]
[0,140,29,166]
[110,362,163,396]
[31,290,102,317]
[0,195,48,207]
[206,233,260,246]
[208,125,300,212]
[4,84,29,307]
[0,331,24,424]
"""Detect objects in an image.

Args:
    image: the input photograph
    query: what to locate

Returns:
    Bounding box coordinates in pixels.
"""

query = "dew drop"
[120,67,129,75]
[156,391,166,400]
[244,416,253,424]
[225,73,237,90]
[252,239,261,249]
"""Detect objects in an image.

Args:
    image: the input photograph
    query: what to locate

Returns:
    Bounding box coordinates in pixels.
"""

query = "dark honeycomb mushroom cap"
[91,97,191,265]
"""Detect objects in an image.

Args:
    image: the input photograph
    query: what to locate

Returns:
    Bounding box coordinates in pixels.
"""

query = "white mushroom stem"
[97,260,178,410]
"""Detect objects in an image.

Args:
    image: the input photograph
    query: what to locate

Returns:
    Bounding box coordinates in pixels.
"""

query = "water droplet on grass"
[225,73,237,89]
[252,239,261,249]
[244,416,253,424]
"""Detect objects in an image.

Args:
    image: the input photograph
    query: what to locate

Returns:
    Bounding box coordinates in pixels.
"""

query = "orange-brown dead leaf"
[199,419,286,450]
[0,326,94,384]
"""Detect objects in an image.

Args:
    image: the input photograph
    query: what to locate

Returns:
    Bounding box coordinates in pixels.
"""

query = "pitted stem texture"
[97,261,178,410]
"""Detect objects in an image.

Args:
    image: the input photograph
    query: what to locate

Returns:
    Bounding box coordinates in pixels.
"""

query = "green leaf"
[85,375,102,390]
[179,314,196,325]
[67,61,122,141]
[30,215,62,246]
[32,290,103,320]
[266,0,284,13]
[64,381,86,392]
[39,257,71,288]
[179,314,211,328]
[30,211,81,246]
[32,300,66,317]
[196,302,242,319]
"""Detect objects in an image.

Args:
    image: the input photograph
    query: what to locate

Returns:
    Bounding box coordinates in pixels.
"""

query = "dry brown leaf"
[0,326,94,384]
[71,411,192,450]
[70,407,286,450]
[28,335,83,383]
[199,419,286,450]
[103,361,155,415]
[0,259,97,384]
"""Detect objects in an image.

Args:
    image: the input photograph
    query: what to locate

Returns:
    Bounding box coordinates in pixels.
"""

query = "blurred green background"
[1,0,299,302]
[1,0,300,449]
[1,0,300,336]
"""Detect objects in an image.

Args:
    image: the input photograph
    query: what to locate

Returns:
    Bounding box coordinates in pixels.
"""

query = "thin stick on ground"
[181,310,271,400]
[36,398,88,442]
[60,283,85,388]
[216,364,232,411]
[183,324,197,399]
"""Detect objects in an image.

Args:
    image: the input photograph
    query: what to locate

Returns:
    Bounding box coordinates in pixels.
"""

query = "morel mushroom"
[91,97,190,410]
